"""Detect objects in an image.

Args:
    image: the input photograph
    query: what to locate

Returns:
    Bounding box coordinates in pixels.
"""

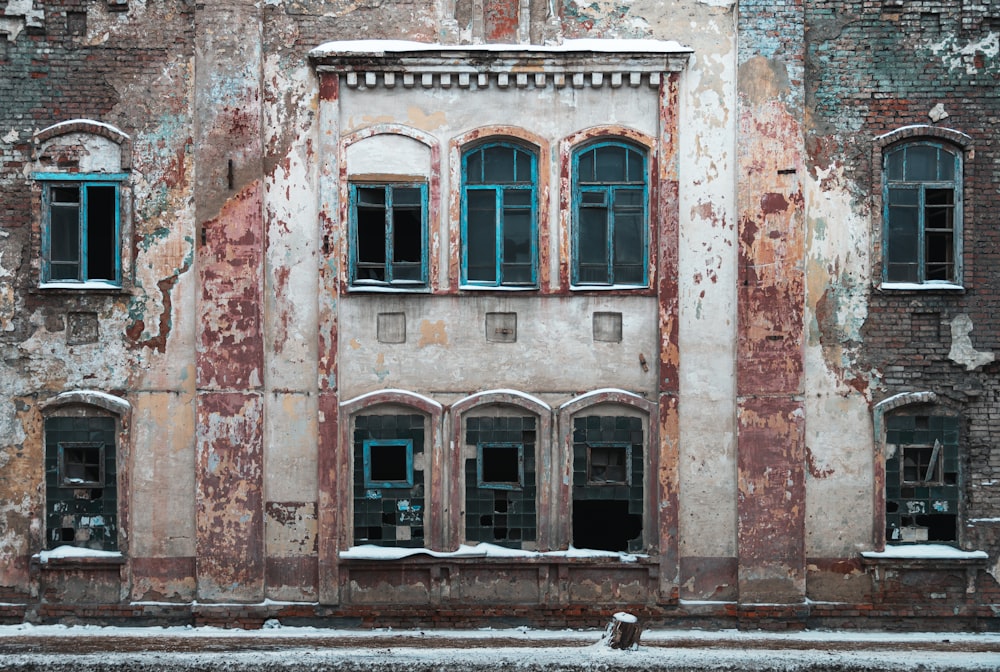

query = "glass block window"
[353,414,425,547]
[572,415,644,552]
[465,416,536,549]
[885,413,960,544]
[44,415,118,551]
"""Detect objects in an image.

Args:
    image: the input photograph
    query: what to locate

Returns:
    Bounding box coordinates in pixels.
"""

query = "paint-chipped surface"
[3,0,1000,629]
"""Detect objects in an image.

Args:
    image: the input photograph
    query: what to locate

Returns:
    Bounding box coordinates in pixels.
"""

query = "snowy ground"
[1,624,999,671]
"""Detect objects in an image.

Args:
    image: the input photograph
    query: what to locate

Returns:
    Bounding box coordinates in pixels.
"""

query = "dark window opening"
[885,412,960,545]
[44,181,120,284]
[45,415,117,551]
[573,142,648,287]
[479,443,522,488]
[364,440,413,488]
[572,415,644,552]
[465,415,536,548]
[588,444,630,485]
[573,500,642,552]
[60,443,104,486]
[351,184,427,287]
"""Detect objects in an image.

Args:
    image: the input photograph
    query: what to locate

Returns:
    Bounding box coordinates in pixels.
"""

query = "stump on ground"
[605,611,641,650]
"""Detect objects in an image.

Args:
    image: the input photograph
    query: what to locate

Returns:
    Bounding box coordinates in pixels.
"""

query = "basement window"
[572,415,644,552]
[885,413,960,544]
[465,415,537,549]
[38,176,124,287]
[353,415,426,548]
[45,414,118,551]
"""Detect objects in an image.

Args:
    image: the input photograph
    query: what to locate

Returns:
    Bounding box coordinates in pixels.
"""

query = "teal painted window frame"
[35,172,127,287]
[571,141,649,288]
[461,142,538,288]
[882,141,963,285]
[586,442,632,486]
[363,439,414,489]
[349,182,429,289]
[476,442,524,491]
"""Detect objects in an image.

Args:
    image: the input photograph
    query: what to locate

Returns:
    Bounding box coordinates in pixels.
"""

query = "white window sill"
[39,281,123,290]
[347,285,430,294]
[459,285,538,292]
[570,284,649,291]
[878,282,965,292]
[861,544,988,564]
[32,545,124,566]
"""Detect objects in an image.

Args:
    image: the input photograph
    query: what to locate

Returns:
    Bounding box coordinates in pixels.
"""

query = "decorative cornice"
[309,40,691,91]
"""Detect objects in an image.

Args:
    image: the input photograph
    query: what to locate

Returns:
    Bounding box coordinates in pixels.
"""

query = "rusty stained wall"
[0,0,197,600]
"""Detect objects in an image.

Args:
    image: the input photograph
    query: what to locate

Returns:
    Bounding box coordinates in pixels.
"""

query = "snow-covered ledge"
[308,40,691,91]
[861,544,988,568]
[341,543,646,563]
[32,545,124,567]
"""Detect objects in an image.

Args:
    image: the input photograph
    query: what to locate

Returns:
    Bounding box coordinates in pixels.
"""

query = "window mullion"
[606,186,615,285]
[80,184,89,281]
[917,185,927,283]
[384,186,394,284]
[495,187,505,284]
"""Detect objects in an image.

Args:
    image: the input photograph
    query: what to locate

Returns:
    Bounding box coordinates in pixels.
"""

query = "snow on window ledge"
[860,544,988,564]
[877,282,965,292]
[33,545,124,565]
[38,281,124,291]
[341,543,646,563]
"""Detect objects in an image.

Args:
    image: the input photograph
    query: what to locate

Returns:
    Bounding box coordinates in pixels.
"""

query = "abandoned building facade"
[1,0,1000,629]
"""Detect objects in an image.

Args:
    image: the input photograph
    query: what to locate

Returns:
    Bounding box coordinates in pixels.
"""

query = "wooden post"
[605,611,641,650]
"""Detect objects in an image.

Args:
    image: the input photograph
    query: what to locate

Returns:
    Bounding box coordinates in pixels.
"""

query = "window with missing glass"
[38,176,125,287]
[349,183,428,288]
[45,414,118,551]
[883,141,962,285]
[572,141,648,288]
[885,413,960,544]
[461,142,538,288]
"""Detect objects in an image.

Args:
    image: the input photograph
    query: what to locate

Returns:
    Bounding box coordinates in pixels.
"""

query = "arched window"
[883,141,962,285]
[572,141,649,287]
[461,141,538,288]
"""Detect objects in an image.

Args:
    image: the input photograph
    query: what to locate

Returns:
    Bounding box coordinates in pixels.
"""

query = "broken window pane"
[45,415,117,551]
[350,184,427,287]
[354,415,425,548]
[885,414,959,544]
[43,180,121,285]
[465,416,536,549]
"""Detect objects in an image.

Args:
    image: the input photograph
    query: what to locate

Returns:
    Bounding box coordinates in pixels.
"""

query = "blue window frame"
[36,173,126,286]
[883,141,962,285]
[363,439,414,489]
[461,142,538,287]
[476,442,524,490]
[349,183,428,288]
[572,142,649,287]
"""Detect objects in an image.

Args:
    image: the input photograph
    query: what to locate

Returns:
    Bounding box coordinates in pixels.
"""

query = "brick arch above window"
[874,125,973,152]
[33,119,132,171]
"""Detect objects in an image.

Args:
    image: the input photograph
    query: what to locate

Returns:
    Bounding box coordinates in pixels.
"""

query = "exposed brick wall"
[806,0,1000,558]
